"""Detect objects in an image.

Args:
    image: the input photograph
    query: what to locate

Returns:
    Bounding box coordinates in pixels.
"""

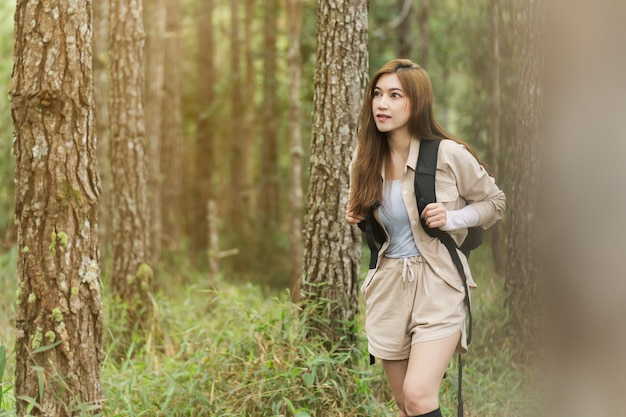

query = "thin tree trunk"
[190,0,215,253]
[417,0,430,68]
[144,0,166,263]
[109,0,153,329]
[229,0,244,228]
[504,0,543,329]
[301,0,368,347]
[259,0,280,226]
[11,1,104,414]
[160,0,183,250]
[397,0,413,58]
[287,0,304,302]
[490,0,505,274]
[94,0,111,257]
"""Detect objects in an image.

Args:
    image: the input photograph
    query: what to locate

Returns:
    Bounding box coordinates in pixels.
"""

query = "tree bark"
[259,0,280,226]
[109,0,153,328]
[489,0,506,274]
[504,0,543,330]
[287,0,304,301]
[301,0,368,346]
[93,0,111,257]
[11,0,104,414]
[416,0,430,68]
[190,0,215,253]
[229,0,245,236]
[144,0,166,262]
[160,0,183,250]
[397,0,413,59]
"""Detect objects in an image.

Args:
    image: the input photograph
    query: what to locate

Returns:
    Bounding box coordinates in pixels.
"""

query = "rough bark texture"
[504,0,543,329]
[11,0,104,414]
[287,0,304,301]
[109,0,153,325]
[160,0,183,250]
[144,0,166,262]
[301,0,368,346]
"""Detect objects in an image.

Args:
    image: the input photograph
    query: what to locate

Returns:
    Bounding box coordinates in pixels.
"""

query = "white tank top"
[379,179,421,258]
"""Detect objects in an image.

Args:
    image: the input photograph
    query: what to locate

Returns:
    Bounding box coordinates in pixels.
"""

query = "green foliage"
[0,244,536,416]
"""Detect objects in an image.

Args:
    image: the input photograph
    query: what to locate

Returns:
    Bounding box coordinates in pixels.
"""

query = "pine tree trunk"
[93,0,111,257]
[489,0,506,274]
[259,0,280,226]
[417,0,430,68]
[11,1,104,414]
[160,0,183,251]
[504,0,543,330]
[109,0,153,328]
[301,0,368,346]
[397,0,413,59]
[287,0,304,302]
[144,0,166,262]
[190,0,215,253]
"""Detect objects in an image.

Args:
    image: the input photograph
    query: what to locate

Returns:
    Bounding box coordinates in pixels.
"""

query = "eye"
[391,92,402,98]
[373,90,382,97]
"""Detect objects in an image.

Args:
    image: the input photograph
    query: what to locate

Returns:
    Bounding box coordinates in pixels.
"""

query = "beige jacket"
[365,137,506,291]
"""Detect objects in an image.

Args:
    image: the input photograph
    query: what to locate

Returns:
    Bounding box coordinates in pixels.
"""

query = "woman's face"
[371,73,411,136]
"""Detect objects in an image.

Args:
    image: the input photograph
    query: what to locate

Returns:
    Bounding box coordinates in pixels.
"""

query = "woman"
[346,59,505,417]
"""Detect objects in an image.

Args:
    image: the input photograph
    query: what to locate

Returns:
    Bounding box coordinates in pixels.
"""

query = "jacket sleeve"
[441,140,506,229]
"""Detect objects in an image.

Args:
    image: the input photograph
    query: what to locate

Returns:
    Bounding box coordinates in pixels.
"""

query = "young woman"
[346,59,505,417]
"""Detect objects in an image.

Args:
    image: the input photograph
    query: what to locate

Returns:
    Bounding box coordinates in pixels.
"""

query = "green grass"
[0,245,537,416]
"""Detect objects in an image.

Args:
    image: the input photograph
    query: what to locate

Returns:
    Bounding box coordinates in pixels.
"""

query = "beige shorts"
[361,255,469,361]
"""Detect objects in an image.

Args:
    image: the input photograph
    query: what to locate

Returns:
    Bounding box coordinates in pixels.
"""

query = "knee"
[402,383,438,416]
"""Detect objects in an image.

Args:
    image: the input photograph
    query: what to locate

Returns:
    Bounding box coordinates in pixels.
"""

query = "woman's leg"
[402,331,460,416]
[382,358,409,417]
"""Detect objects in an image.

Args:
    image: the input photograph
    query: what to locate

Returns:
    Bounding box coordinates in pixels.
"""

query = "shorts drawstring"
[402,257,415,289]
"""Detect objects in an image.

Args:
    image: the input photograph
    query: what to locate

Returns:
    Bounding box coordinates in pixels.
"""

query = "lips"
[376,114,391,120]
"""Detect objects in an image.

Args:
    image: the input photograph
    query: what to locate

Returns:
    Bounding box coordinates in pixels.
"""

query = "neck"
[387,131,412,155]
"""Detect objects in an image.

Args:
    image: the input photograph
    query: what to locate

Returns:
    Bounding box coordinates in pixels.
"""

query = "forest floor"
[0,246,538,416]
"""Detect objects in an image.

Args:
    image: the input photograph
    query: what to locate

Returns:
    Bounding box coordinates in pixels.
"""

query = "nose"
[377,95,389,108]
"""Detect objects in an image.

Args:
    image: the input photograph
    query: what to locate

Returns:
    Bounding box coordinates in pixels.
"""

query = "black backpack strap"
[363,214,380,270]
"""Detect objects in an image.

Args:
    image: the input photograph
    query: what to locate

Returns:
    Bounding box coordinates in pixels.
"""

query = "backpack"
[361,138,480,417]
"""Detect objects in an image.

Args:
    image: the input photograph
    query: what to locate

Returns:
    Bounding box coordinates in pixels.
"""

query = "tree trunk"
[416,0,430,68]
[504,0,543,331]
[160,0,183,251]
[229,0,245,239]
[287,0,304,302]
[109,0,153,328]
[144,0,166,263]
[397,0,413,59]
[11,1,104,414]
[93,0,111,258]
[301,0,368,347]
[190,0,215,253]
[259,0,280,226]
[489,0,506,274]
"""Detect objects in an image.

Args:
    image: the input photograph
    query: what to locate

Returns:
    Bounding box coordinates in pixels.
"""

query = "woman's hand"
[345,207,366,225]
[421,203,447,229]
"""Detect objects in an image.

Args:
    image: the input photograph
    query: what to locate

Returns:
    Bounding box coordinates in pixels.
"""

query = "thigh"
[404,331,460,396]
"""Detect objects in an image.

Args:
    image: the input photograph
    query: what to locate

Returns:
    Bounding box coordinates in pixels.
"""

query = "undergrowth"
[0,246,537,416]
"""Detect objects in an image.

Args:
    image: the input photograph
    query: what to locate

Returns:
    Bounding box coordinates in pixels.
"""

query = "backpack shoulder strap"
[414,139,441,206]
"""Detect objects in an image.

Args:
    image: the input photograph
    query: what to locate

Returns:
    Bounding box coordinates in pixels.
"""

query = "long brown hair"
[349,59,486,216]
